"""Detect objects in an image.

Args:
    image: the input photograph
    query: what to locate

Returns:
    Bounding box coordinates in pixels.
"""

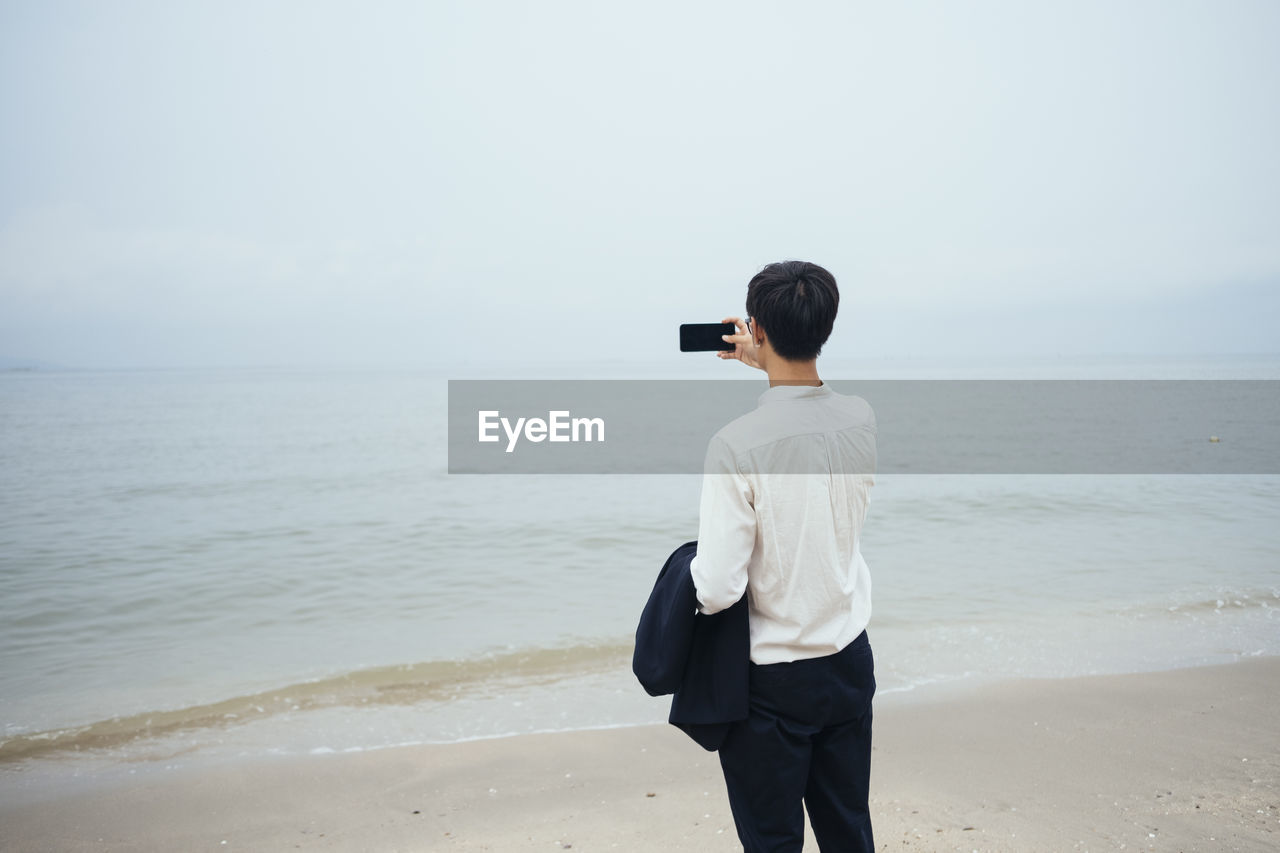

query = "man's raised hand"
[718,316,763,370]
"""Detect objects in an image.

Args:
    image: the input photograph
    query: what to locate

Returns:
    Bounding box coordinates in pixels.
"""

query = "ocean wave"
[1137,588,1280,618]
[0,642,631,766]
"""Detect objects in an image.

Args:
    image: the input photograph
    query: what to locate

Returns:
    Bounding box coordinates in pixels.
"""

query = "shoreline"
[2,647,1269,783]
[2,657,1277,851]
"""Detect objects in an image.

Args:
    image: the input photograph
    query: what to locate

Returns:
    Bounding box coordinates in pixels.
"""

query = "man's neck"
[765,359,822,387]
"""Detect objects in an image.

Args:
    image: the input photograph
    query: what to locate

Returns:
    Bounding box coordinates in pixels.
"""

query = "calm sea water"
[1,356,1277,783]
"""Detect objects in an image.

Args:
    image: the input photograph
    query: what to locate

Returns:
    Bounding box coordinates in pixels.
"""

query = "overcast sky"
[1,0,1277,369]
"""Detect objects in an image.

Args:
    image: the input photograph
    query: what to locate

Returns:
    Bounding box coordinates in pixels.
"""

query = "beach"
[6,0,1280,846]
[3,657,1276,852]
[2,365,1277,850]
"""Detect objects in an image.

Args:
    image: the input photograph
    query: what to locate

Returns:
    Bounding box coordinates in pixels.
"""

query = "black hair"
[745,260,840,361]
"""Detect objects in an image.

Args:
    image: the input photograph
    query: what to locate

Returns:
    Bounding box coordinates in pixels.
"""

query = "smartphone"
[680,322,736,352]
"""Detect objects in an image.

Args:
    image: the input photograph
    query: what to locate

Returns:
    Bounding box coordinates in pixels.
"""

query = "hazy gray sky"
[1,0,1277,368]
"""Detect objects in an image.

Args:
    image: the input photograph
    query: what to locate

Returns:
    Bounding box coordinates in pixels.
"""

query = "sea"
[2,354,1278,793]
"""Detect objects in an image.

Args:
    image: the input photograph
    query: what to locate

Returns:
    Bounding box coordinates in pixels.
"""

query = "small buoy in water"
[1209,435,1220,443]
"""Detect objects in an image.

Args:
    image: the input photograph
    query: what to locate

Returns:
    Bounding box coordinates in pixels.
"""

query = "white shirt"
[690,382,876,665]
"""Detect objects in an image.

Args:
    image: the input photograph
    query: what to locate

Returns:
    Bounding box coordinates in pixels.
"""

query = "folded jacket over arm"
[632,540,749,751]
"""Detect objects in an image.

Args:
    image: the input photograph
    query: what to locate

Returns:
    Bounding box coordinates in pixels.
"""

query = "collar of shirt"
[757,382,832,407]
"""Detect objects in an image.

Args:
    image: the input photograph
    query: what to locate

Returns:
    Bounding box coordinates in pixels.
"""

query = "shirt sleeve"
[689,434,756,615]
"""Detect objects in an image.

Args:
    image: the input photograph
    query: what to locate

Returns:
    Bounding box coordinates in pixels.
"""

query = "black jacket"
[632,540,749,751]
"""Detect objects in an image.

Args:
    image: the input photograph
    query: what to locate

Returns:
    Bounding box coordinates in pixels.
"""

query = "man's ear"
[753,320,766,349]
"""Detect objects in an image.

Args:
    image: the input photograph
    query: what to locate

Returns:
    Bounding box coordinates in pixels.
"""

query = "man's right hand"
[718,316,764,371]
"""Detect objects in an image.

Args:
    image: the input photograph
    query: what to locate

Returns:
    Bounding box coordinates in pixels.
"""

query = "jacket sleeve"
[690,434,755,615]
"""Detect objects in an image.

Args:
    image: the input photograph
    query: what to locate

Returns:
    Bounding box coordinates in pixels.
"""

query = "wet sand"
[2,658,1277,852]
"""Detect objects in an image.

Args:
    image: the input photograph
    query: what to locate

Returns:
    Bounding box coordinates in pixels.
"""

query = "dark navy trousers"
[717,631,875,853]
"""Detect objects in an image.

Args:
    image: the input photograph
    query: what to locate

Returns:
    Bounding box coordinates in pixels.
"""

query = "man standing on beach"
[691,261,877,852]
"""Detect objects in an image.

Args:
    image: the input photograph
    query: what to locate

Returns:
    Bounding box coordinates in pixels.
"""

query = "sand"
[2,658,1277,852]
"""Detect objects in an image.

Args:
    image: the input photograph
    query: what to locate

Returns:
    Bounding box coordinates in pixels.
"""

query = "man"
[691,260,877,852]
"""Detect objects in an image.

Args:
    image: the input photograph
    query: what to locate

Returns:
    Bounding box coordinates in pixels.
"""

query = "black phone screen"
[680,322,736,352]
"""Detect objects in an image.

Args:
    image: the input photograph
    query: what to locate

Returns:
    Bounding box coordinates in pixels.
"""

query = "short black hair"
[745,261,840,361]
